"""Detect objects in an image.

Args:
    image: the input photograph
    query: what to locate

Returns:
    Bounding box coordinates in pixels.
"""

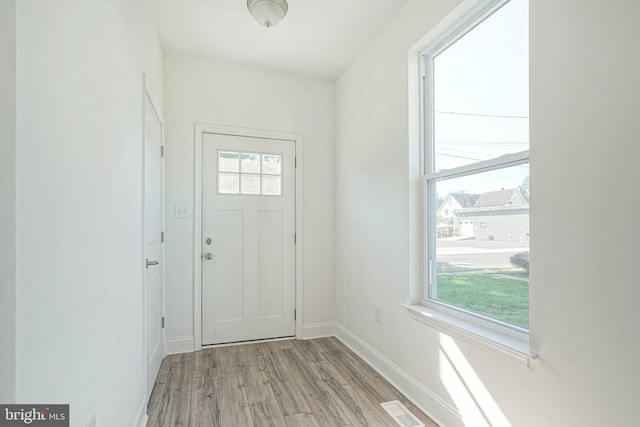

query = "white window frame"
[418,0,531,346]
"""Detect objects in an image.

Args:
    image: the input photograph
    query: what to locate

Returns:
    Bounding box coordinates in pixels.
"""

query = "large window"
[422,0,529,333]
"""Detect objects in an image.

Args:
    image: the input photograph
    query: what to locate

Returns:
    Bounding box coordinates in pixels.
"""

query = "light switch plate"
[174,204,190,218]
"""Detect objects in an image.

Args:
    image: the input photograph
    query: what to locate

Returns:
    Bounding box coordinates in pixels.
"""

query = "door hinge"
[294,310,296,321]
[161,146,165,157]
[294,157,297,168]
[161,231,165,243]
[294,233,297,244]
[161,317,165,328]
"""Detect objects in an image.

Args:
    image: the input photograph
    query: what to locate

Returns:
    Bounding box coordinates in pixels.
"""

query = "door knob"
[204,253,213,260]
[146,259,159,268]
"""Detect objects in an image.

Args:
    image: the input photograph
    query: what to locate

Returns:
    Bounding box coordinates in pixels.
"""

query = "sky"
[432,0,529,196]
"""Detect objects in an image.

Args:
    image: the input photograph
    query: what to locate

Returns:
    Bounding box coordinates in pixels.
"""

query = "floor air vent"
[380,400,425,427]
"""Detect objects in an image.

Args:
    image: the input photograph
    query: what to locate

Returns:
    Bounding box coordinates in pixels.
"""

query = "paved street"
[436,238,528,269]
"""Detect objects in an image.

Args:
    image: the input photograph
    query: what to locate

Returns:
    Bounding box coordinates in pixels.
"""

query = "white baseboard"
[335,323,467,427]
[132,395,148,427]
[301,321,336,339]
[164,337,194,355]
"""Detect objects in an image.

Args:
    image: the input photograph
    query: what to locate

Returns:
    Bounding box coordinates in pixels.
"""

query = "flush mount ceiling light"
[247,0,288,28]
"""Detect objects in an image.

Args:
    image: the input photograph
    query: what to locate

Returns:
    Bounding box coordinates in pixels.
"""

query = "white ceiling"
[151,0,408,80]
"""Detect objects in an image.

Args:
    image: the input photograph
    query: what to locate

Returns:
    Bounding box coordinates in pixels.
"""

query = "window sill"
[403,304,538,367]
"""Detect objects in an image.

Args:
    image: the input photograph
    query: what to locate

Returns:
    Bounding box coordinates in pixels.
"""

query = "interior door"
[144,93,163,395]
[202,132,295,345]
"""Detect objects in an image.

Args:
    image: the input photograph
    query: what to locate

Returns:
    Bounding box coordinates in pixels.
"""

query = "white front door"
[201,132,296,345]
[144,93,163,395]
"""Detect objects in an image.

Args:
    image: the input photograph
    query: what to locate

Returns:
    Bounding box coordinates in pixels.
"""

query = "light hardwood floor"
[146,337,438,427]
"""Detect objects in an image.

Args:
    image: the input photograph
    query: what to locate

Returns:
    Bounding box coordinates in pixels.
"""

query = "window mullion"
[424,56,436,176]
[424,150,529,182]
[425,178,437,299]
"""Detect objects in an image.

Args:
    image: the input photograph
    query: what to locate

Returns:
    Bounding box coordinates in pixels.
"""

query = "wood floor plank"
[332,386,388,427]
[266,339,294,350]
[188,368,220,427]
[277,348,347,425]
[307,337,336,354]
[214,347,243,380]
[348,386,399,425]
[309,361,386,427]
[147,355,172,418]
[305,406,346,427]
[194,348,216,371]
[146,338,437,427]
[242,365,275,404]
[261,350,312,417]
[238,342,266,369]
[217,376,254,427]
[278,348,331,406]
[343,384,401,426]
[321,336,349,353]
[249,399,287,427]
[329,347,432,426]
[284,411,352,427]
[323,348,406,404]
[149,354,193,427]
[310,359,350,388]
[214,345,241,367]
[291,339,325,363]
[284,412,324,427]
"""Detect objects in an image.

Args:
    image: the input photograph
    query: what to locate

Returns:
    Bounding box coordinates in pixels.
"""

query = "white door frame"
[142,74,165,401]
[193,123,304,350]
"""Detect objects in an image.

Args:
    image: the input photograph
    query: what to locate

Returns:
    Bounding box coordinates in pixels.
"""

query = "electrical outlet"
[374,305,382,322]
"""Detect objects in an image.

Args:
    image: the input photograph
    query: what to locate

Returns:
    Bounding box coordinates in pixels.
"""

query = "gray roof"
[450,192,480,208]
[474,188,523,207]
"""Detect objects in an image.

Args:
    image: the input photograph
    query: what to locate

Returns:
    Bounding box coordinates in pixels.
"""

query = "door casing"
[193,123,304,350]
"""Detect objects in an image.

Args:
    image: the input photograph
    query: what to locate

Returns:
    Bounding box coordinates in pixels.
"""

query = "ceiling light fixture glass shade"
[247,0,288,28]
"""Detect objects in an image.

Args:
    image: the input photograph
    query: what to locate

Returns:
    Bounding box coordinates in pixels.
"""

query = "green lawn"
[436,271,529,329]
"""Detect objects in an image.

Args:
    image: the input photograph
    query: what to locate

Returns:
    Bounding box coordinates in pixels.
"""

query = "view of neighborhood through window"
[219,151,282,196]
[424,0,529,330]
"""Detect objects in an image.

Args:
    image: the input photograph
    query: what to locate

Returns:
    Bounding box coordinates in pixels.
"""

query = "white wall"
[163,56,335,349]
[336,0,640,426]
[0,0,17,404]
[16,0,163,425]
